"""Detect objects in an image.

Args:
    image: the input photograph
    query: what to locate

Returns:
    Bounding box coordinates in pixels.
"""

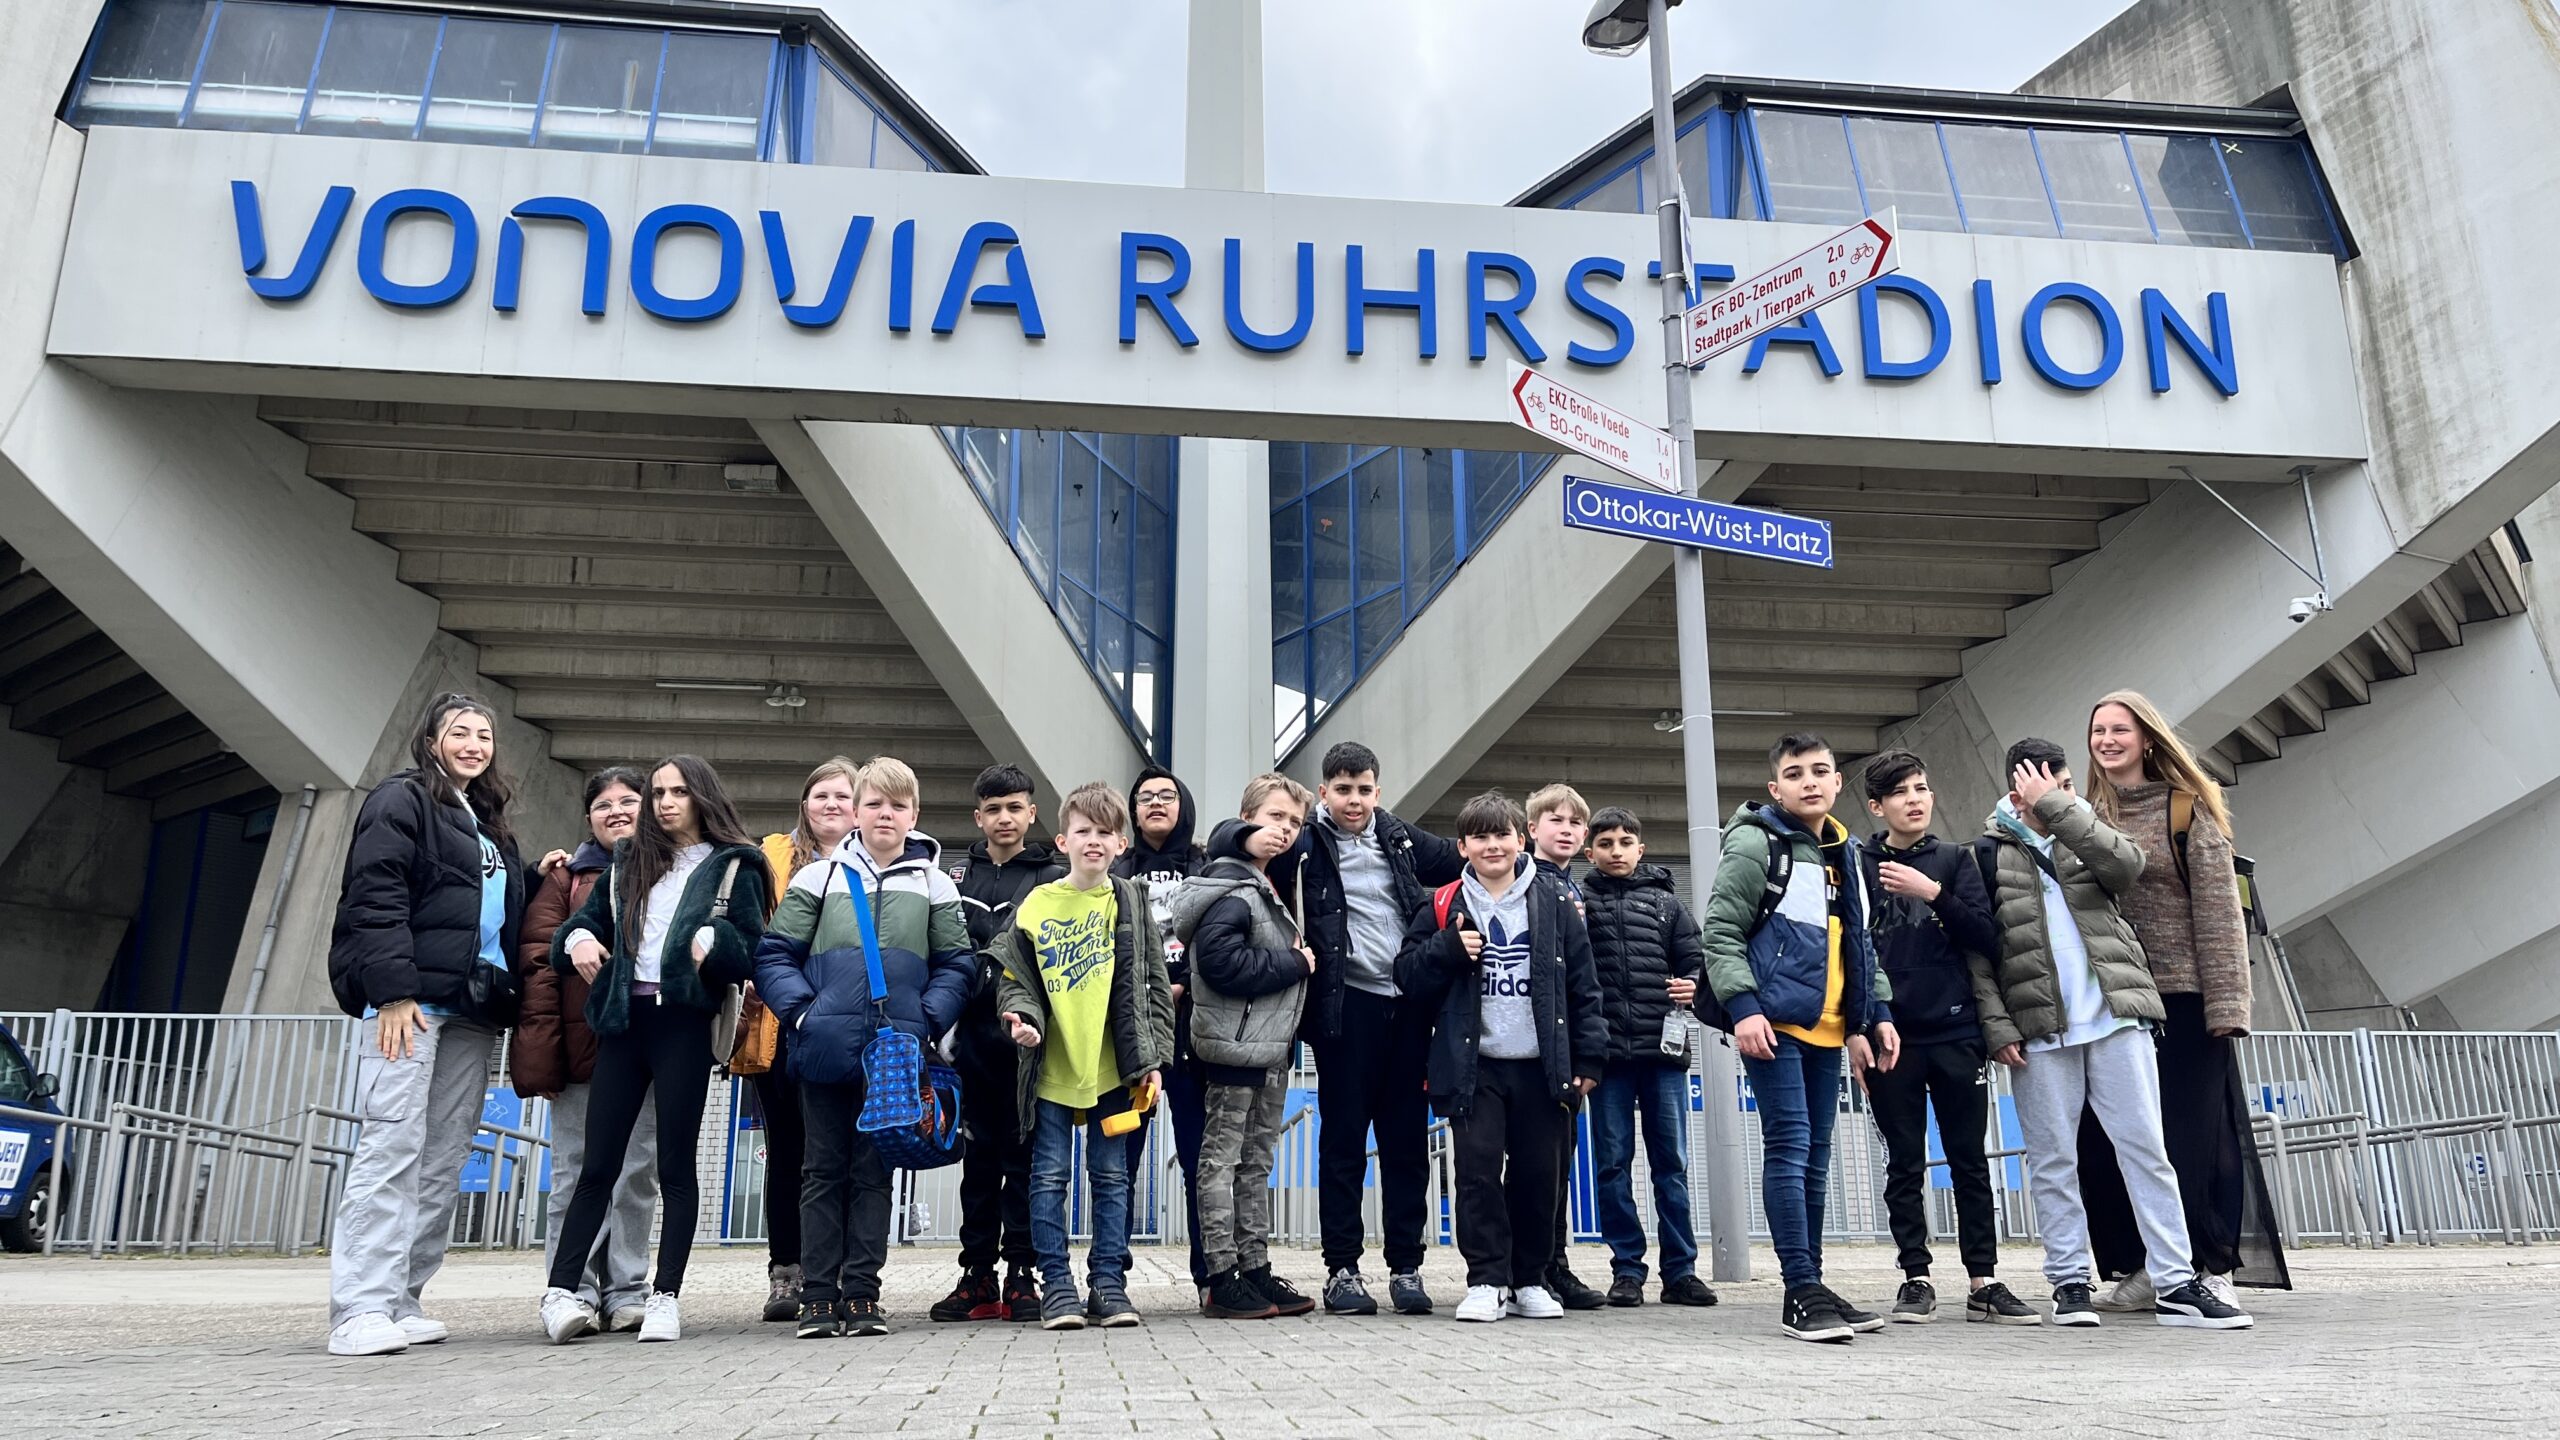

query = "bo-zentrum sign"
[49,129,2367,466]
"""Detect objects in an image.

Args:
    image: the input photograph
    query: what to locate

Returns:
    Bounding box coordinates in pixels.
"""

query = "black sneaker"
[1039,1286,1086,1330]
[2051,1281,2101,1327]
[1323,1268,1377,1316]
[1086,1286,1142,1328]
[2155,1280,2254,1330]
[1549,1263,1609,1312]
[1966,1281,2042,1326]
[1781,1284,1853,1343]
[1204,1267,1279,1319]
[930,1268,1001,1323]
[1660,1275,1718,1307]
[1891,1278,1936,1324]
[1002,1267,1041,1323]
[1387,1269,1432,1315]
[1245,1266,1317,1317]
[1606,1275,1645,1308]
[842,1298,889,1337]
[1819,1285,1888,1333]
[794,1299,840,1339]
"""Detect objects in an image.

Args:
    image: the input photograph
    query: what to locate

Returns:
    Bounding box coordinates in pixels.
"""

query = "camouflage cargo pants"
[1197,1076,1286,1276]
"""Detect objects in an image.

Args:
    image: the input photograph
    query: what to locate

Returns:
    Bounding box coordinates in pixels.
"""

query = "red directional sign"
[1685,208,1899,367]
[1505,361,1679,492]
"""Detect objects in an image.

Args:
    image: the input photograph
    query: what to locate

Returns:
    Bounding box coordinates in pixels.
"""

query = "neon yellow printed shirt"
[1018,879,1120,1109]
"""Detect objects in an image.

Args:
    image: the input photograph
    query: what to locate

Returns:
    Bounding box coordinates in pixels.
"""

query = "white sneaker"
[2202,1273,2245,1310]
[394,1314,448,1345]
[327,1312,409,1357]
[2092,1270,2155,1313]
[1454,1284,1506,1323]
[1504,1285,1565,1319]
[638,1291,682,1342]
[605,1303,648,1333]
[540,1286,599,1344]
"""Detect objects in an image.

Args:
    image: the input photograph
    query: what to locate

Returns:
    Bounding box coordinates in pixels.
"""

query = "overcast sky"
[822,0,2139,202]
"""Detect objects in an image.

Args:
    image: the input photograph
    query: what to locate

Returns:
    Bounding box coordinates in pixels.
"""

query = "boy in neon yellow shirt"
[992,782,1174,1329]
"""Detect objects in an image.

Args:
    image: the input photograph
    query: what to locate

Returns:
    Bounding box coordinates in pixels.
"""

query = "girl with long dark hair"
[539,755,770,1344]
[325,693,527,1356]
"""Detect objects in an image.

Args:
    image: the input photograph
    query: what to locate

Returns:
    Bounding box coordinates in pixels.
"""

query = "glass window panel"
[1356,593,1403,675]
[2125,133,2246,248]
[1133,496,1171,637]
[1100,433,1137,480]
[1129,630,1165,748]
[1060,582,1092,655]
[1012,429,1060,596]
[1136,436,1175,507]
[2222,138,2336,253]
[301,8,439,139]
[1307,442,1352,487]
[1099,478,1135,613]
[1059,438,1099,592]
[1312,615,1355,708]
[1405,447,1458,601]
[1845,117,1962,232]
[1308,479,1350,621]
[1939,123,2057,237]
[419,18,549,147]
[647,32,768,160]
[1570,162,1642,215]
[2035,128,2153,244]
[1091,608,1130,703]
[1676,120,1712,215]
[1353,449,1401,602]
[1752,109,1864,224]
[874,122,932,172]
[961,426,1008,517]
[187,1,325,133]
[1463,451,1525,551]
[812,65,875,166]
[535,24,659,154]
[1270,500,1306,638]
[1273,634,1308,755]
[70,0,215,129]
[1269,442,1305,507]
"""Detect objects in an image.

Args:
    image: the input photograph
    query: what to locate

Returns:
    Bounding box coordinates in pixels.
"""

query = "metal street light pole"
[1585,0,1751,1284]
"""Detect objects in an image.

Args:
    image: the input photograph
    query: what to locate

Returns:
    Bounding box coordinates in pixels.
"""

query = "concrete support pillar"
[1172,0,1274,810]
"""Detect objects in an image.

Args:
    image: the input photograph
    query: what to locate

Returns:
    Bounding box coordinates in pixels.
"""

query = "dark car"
[0,1021,68,1252]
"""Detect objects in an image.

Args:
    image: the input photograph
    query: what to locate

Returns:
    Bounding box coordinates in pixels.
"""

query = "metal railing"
[5,1010,2555,1258]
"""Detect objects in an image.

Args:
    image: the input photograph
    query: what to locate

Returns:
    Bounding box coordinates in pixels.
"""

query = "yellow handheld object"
[1100,1073,1161,1137]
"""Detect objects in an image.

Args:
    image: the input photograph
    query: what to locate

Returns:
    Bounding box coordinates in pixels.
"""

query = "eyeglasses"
[588,797,642,816]
[1134,790,1180,805]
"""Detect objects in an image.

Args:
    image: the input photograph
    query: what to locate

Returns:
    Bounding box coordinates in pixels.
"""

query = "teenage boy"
[934,765,1065,1325]
[1166,773,1320,1320]
[1857,749,2038,1326]
[993,783,1176,1330]
[1577,807,1716,1308]
[754,756,977,1339]
[1395,791,1606,1324]
[1971,740,2251,1331]
[1111,765,1212,1306]
[1523,784,1606,1312]
[1291,742,1463,1317]
[1701,733,1899,1344]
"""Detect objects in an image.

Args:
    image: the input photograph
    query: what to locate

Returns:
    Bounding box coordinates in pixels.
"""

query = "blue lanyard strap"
[832,860,889,1012]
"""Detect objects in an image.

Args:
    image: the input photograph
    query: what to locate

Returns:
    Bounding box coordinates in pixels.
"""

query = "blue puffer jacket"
[1700,804,1892,1035]
[753,844,976,1087]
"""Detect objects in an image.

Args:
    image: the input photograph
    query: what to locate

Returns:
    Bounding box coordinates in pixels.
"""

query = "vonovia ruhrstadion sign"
[48,129,2367,472]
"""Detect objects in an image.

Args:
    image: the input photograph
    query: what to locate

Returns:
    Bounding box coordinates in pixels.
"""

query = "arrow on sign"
[1504,361,1679,492]
[1685,208,1899,367]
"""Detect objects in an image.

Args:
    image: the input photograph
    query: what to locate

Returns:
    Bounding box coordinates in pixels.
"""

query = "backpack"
[2166,791,2268,936]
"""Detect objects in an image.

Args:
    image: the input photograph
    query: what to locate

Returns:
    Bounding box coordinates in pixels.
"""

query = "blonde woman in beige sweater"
[2077,690,2290,1316]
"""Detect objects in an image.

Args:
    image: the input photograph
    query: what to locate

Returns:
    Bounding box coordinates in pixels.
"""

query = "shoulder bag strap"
[2167,789,2196,893]
[710,857,741,918]
[835,859,891,1024]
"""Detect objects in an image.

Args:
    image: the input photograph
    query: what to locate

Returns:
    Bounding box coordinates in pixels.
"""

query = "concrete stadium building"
[2,0,2555,1033]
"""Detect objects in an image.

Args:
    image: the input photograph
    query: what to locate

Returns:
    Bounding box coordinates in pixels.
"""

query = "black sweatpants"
[954,1048,1035,1273]
[1866,1035,1998,1280]
[799,1077,893,1303]
[1548,1096,1582,1280]
[1312,987,1434,1274]
[750,1040,804,1268]
[1451,1058,1570,1290]
[549,998,713,1296]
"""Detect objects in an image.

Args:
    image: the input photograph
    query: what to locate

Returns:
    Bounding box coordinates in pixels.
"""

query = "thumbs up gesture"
[1456,912,1485,964]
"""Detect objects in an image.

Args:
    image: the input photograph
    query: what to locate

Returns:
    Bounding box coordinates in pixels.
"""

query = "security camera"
[2288,596,2324,624]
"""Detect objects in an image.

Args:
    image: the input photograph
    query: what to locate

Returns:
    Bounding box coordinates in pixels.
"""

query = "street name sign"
[1505,361,1679,492]
[1685,210,1899,367]
[1560,474,1834,569]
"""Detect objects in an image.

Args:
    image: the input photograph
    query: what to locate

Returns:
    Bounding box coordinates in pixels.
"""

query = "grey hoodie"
[1462,854,1539,1060]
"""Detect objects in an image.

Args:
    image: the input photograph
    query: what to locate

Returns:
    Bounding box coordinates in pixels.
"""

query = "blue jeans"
[1740,1036,1843,1290]
[1591,1059,1698,1282]
[1029,1094,1134,1295]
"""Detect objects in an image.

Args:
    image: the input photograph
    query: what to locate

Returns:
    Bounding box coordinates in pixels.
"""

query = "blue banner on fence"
[1560,474,1834,568]
[459,1088,521,1194]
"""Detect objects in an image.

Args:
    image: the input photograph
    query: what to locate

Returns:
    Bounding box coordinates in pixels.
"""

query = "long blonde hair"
[2086,689,2232,838]
[785,755,863,875]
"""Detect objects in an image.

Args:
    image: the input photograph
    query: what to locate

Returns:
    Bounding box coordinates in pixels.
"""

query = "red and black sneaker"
[929,1268,1001,1323]
[1001,1267,1042,1322]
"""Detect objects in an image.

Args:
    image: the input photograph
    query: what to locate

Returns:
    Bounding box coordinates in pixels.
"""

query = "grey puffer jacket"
[1165,820,1308,1084]
[1968,791,2162,1052]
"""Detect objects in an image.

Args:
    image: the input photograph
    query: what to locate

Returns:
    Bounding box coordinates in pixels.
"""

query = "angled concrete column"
[2431,931,2560,1032]
[756,420,1146,802]
[1288,461,1764,820]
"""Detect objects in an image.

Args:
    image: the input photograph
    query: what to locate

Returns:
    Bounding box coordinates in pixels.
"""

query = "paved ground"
[2,1241,2555,1437]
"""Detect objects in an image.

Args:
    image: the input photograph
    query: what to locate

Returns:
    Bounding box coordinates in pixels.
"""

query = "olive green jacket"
[1968,791,2163,1051]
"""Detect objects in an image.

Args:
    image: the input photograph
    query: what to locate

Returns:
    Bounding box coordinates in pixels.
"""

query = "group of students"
[316,683,2278,1356]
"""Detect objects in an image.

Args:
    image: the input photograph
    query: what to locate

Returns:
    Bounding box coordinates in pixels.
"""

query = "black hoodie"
[949,836,1067,1072]
[1859,832,1999,1048]
[1113,766,1211,1063]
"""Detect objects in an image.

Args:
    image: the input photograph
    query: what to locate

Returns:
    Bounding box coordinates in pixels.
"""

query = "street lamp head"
[1583,0,1676,56]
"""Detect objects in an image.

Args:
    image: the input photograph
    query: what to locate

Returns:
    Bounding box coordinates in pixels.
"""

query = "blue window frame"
[940,427,1178,757]
[796,50,939,171]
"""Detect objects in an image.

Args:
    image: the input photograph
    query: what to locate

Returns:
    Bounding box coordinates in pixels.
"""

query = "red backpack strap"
[1432,879,1463,929]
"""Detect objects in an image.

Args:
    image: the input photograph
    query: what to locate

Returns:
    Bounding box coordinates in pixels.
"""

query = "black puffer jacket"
[328,769,526,1019]
[1860,833,1998,1048]
[1113,767,1209,1063]
[1282,809,1463,1043]
[1579,864,1705,1063]
[1393,864,1607,1120]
